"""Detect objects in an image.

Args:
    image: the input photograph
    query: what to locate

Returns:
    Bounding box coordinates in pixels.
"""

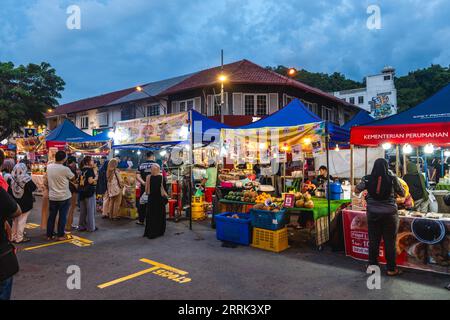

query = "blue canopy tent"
[46,119,93,143]
[239,99,350,144]
[191,110,230,145]
[342,110,374,130]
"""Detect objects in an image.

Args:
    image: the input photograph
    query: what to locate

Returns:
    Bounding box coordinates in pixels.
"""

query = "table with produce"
[219,185,350,247]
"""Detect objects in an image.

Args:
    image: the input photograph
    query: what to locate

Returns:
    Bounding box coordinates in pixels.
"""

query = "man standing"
[46,151,75,241]
[136,151,156,225]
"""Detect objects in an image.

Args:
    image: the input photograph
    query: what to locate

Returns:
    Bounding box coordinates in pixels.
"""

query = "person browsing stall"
[136,151,157,225]
[355,158,405,277]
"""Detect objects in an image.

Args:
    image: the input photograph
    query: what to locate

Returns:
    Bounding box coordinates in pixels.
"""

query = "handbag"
[0,242,19,282]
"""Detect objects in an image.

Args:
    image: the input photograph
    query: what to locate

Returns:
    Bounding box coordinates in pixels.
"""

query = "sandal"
[16,237,31,244]
[387,269,403,277]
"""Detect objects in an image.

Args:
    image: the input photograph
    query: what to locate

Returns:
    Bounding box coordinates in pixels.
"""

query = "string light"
[403,144,413,154]
[424,144,434,154]
[382,143,392,150]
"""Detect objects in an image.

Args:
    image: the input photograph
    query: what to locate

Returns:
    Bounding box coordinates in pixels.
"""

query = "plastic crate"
[249,208,287,231]
[251,227,289,253]
[215,212,252,246]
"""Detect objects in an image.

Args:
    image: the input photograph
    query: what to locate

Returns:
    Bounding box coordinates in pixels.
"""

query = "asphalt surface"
[11,197,450,300]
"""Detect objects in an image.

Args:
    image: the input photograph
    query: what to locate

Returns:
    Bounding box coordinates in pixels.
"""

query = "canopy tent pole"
[364,147,368,175]
[403,148,407,176]
[350,145,354,189]
[395,145,400,176]
[189,110,193,231]
[424,153,429,187]
[416,148,420,172]
[325,124,331,241]
[441,149,445,179]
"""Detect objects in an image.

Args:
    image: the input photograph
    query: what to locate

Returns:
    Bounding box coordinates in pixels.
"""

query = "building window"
[80,116,89,129]
[285,95,295,106]
[179,99,195,112]
[213,94,224,116]
[256,95,267,116]
[384,75,391,81]
[97,112,109,128]
[121,105,136,121]
[349,97,355,105]
[244,94,267,116]
[147,104,160,117]
[358,96,364,104]
[301,99,318,114]
[244,95,255,115]
[322,106,335,122]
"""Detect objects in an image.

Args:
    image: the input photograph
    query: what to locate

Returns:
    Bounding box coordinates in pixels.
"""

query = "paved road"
[11,197,450,300]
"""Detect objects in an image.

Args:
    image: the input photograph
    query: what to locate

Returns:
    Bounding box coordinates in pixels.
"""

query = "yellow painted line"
[98,266,160,289]
[25,223,40,229]
[98,259,190,289]
[23,239,73,251]
[140,259,188,275]
[23,235,93,251]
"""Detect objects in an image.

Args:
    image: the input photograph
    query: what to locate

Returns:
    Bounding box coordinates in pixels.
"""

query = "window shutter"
[194,97,201,112]
[269,93,278,114]
[232,93,243,115]
[207,95,213,116]
[222,93,228,115]
[171,101,178,114]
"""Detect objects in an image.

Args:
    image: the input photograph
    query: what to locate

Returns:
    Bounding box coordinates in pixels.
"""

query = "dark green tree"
[267,65,364,92]
[395,64,450,111]
[0,61,65,141]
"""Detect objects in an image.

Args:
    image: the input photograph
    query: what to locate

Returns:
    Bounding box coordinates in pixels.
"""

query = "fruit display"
[255,192,272,204]
[253,202,282,212]
[294,192,315,209]
[301,181,316,193]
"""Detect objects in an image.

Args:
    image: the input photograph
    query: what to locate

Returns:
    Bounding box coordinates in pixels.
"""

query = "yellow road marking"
[25,223,40,229]
[140,259,188,275]
[98,259,190,289]
[98,266,160,289]
[23,235,93,251]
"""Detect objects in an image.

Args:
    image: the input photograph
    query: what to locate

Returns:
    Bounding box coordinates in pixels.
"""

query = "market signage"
[350,122,450,146]
[113,112,189,146]
[220,122,325,164]
[68,141,111,155]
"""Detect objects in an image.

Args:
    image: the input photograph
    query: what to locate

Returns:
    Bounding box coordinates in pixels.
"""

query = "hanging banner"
[68,141,111,156]
[16,136,47,154]
[351,122,450,146]
[221,122,325,163]
[114,112,189,146]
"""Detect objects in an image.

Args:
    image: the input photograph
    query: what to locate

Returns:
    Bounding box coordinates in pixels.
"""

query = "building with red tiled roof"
[47,59,361,133]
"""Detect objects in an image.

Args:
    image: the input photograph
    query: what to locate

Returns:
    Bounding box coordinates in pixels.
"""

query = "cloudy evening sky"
[1,0,449,104]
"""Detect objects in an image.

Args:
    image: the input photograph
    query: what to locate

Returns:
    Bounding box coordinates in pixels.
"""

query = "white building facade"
[333,67,397,120]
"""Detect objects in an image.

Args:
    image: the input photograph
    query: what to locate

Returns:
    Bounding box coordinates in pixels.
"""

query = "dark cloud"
[0,0,449,103]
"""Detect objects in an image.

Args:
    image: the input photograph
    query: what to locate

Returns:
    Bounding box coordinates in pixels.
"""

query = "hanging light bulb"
[335,145,340,152]
[403,144,413,154]
[382,143,392,150]
[108,131,115,139]
[137,151,142,156]
[444,150,450,157]
[424,144,434,154]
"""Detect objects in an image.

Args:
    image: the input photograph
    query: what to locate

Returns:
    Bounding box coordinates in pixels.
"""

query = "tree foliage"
[395,64,450,112]
[0,62,65,141]
[267,65,364,92]
[268,64,450,112]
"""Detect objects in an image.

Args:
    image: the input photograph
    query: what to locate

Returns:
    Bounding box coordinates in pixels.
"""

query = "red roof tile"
[159,59,356,107]
[50,87,136,116]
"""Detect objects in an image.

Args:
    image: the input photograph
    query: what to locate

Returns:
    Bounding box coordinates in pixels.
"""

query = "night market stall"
[347,84,450,274]
[216,99,351,249]
[112,110,228,227]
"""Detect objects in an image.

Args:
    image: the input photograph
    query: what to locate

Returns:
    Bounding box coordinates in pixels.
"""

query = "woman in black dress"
[144,164,167,239]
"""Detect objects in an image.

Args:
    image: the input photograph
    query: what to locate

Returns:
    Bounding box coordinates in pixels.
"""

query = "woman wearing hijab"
[9,163,37,243]
[403,162,429,213]
[144,164,168,239]
[355,158,405,276]
[105,158,123,220]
